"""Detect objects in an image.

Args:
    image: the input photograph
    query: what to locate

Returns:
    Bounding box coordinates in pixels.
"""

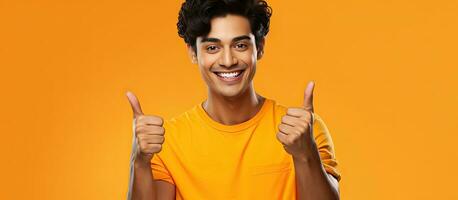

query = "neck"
[203,85,265,125]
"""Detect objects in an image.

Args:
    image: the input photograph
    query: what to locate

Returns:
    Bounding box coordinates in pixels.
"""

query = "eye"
[206,45,219,53]
[235,43,248,50]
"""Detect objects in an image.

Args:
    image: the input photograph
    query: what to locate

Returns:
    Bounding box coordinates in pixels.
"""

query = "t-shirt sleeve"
[151,153,176,185]
[313,113,342,182]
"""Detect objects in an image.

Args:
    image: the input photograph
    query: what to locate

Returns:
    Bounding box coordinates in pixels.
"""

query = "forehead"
[204,14,253,42]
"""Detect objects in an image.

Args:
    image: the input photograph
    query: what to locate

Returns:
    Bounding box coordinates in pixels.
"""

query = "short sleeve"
[151,150,176,185]
[313,113,342,182]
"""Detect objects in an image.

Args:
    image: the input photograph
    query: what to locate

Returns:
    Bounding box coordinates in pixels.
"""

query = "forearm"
[293,148,339,200]
[132,160,157,200]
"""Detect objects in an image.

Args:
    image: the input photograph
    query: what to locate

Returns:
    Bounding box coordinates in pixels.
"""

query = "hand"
[276,81,317,159]
[126,91,165,165]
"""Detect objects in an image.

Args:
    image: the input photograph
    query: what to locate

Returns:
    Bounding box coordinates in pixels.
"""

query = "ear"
[256,37,265,60]
[187,45,197,64]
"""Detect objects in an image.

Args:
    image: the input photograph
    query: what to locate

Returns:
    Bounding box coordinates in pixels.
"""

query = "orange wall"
[1,0,457,199]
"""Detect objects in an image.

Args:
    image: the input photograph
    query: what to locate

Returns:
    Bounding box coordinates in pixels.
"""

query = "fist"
[276,81,317,158]
[134,115,165,163]
[126,91,165,165]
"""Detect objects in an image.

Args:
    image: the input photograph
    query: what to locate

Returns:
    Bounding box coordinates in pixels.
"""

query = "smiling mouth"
[213,69,245,83]
[213,70,244,78]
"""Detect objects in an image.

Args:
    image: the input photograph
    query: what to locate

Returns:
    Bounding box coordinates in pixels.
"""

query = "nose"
[218,47,238,68]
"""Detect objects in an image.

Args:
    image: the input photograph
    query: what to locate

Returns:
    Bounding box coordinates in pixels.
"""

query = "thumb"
[303,81,315,112]
[126,91,144,118]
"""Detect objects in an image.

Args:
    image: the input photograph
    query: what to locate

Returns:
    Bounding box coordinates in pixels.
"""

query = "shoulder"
[161,104,203,139]
[156,105,200,156]
[267,98,288,116]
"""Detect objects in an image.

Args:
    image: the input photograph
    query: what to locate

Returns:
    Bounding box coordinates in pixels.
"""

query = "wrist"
[293,154,316,163]
[292,151,321,165]
[134,156,152,169]
[293,139,320,161]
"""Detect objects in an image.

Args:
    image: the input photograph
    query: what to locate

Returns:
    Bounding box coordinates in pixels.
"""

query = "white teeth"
[216,71,241,78]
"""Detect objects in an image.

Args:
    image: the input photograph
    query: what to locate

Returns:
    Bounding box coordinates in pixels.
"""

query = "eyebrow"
[201,35,252,43]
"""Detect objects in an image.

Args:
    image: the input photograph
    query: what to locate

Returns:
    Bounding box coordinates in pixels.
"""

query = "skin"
[127,14,339,200]
[277,82,340,200]
[191,14,265,126]
[126,92,174,200]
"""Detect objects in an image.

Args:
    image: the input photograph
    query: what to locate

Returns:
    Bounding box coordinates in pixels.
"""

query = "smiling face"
[190,14,263,98]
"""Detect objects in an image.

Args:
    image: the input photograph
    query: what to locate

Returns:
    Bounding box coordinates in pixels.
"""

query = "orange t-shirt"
[151,98,341,199]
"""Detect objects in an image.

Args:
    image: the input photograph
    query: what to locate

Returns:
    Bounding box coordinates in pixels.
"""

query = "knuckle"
[286,108,293,114]
[276,132,282,141]
[150,115,164,125]
[157,116,164,125]
[159,136,165,143]
[152,144,162,152]
[135,125,146,133]
[281,115,288,123]
[278,124,287,132]
[154,126,165,133]
[159,126,165,134]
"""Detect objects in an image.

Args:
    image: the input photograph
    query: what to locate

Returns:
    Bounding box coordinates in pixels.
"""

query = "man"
[127,0,341,199]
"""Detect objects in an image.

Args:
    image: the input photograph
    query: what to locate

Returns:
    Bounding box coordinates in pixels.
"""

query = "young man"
[127,0,341,199]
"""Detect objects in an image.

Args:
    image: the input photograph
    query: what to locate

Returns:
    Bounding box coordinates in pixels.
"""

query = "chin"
[220,91,242,98]
[206,73,252,98]
[217,85,248,98]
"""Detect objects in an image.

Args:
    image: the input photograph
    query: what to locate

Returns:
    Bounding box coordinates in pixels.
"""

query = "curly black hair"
[177,0,272,52]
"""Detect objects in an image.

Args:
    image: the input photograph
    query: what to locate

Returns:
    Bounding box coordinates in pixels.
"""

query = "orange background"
[1,0,457,199]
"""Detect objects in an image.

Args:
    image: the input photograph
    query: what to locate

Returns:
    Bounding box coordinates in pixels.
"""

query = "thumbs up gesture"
[276,82,318,159]
[126,91,165,165]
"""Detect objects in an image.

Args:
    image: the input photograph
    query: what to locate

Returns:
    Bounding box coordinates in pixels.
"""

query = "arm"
[277,82,340,200]
[126,91,176,200]
[131,159,175,200]
[293,144,339,200]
